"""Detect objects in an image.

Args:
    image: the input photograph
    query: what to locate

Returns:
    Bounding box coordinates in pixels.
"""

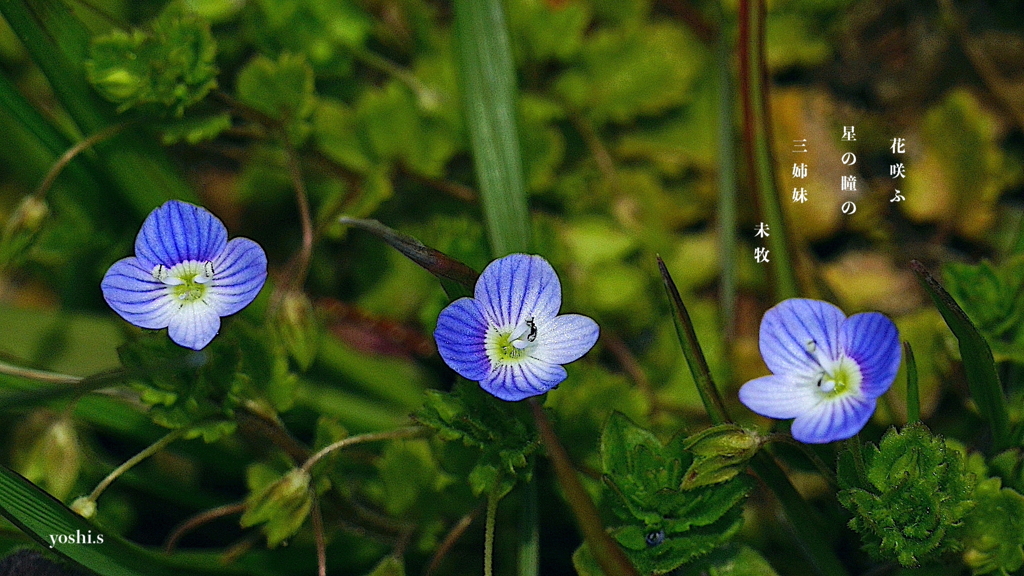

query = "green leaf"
[364,556,405,576]
[158,112,231,145]
[837,423,976,567]
[116,332,242,438]
[453,0,531,256]
[942,256,1024,363]
[507,0,591,63]
[86,6,218,116]
[248,0,372,72]
[236,52,316,142]
[599,413,751,574]
[554,23,703,125]
[911,260,1010,451]
[414,380,537,498]
[963,477,1024,575]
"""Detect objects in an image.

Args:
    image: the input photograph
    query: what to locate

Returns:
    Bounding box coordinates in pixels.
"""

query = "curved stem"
[761,433,837,489]
[164,502,245,552]
[86,428,186,503]
[31,122,130,202]
[301,426,427,473]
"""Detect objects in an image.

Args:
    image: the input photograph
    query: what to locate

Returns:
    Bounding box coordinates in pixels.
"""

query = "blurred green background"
[0,0,1023,574]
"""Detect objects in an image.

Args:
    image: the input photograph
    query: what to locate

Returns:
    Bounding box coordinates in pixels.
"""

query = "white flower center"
[486,317,539,364]
[814,355,862,398]
[152,260,215,303]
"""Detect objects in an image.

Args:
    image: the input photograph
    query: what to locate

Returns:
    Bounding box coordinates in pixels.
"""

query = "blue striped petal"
[208,238,268,316]
[434,298,491,381]
[101,257,177,329]
[474,254,561,328]
[790,395,876,444]
[135,201,227,267]
[530,313,599,365]
[840,312,901,399]
[760,298,845,380]
[739,374,819,420]
[481,359,567,401]
[167,302,222,351]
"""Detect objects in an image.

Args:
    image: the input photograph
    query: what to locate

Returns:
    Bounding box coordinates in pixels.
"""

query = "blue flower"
[101,200,267,350]
[738,298,901,444]
[434,254,599,401]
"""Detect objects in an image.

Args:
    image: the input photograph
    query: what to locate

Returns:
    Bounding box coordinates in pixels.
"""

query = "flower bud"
[681,424,760,490]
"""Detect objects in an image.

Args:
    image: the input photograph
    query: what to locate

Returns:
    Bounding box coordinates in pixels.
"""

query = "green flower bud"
[681,424,760,490]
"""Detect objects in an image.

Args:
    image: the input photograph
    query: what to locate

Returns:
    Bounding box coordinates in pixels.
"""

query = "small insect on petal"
[433,254,599,401]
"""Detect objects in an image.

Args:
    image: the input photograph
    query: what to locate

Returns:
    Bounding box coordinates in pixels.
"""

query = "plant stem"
[301,426,427,473]
[738,0,798,301]
[484,486,499,576]
[518,477,539,576]
[87,428,186,503]
[529,400,639,576]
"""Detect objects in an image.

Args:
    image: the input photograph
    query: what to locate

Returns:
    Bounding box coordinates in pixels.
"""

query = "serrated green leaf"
[963,478,1024,575]
[599,414,751,574]
[414,380,537,496]
[86,6,218,116]
[943,256,1024,363]
[236,52,315,142]
[838,423,976,567]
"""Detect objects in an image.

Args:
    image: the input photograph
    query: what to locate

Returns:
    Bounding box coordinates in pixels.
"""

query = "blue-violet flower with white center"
[101,200,267,351]
[738,298,901,444]
[434,254,599,401]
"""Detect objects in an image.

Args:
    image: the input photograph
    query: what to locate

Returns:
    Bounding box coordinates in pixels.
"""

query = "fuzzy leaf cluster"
[414,381,538,498]
[595,413,751,575]
[943,256,1024,363]
[86,6,217,115]
[837,423,976,567]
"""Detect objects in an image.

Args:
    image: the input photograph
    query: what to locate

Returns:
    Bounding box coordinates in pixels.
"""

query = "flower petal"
[208,238,268,316]
[738,375,819,419]
[790,395,875,444]
[167,302,222,350]
[530,313,599,365]
[101,257,177,329]
[475,254,561,329]
[135,201,227,267]
[434,297,491,381]
[760,298,845,379]
[481,358,566,401]
[840,312,901,399]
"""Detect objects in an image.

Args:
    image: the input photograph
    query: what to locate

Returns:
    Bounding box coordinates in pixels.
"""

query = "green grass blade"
[0,466,250,576]
[0,0,196,214]
[904,341,920,423]
[658,256,729,425]
[911,260,1009,450]
[738,0,798,300]
[453,0,531,257]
